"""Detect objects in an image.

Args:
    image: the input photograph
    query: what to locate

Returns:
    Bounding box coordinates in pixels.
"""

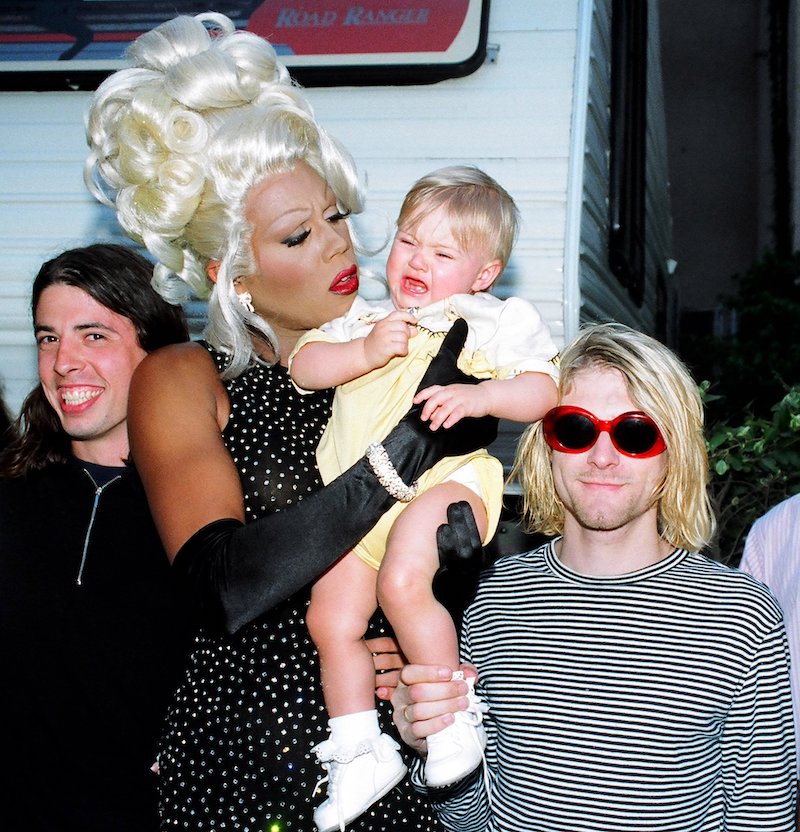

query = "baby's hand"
[413,382,492,430]
[363,310,416,369]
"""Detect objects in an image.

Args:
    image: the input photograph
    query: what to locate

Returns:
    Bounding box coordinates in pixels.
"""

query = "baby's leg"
[307,552,378,716]
[308,555,408,830]
[377,482,488,670]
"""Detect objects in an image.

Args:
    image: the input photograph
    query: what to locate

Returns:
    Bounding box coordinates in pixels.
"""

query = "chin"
[574,507,634,532]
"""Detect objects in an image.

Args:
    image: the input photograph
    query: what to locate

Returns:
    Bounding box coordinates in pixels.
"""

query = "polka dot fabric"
[158,348,442,831]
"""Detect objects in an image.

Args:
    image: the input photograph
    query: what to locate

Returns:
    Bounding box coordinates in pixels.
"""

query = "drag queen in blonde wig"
[85,12,363,378]
[82,12,494,831]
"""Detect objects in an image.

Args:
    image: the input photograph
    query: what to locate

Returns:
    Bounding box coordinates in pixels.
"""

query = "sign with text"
[0,0,490,89]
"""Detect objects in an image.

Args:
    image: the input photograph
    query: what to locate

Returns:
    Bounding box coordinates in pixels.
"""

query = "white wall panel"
[0,0,673,435]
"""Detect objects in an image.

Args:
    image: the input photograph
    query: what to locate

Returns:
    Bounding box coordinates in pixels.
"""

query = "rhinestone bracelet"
[366,442,419,502]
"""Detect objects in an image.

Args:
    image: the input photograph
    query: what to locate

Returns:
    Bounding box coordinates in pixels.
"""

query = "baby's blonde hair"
[398,166,519,272]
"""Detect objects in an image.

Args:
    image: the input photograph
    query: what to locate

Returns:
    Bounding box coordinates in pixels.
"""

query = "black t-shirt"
[0,459,193,832]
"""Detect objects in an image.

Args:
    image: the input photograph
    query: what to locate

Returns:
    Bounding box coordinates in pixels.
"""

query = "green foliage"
[682,250,800,425]
[704,384,800,566]
[679,250,800,565]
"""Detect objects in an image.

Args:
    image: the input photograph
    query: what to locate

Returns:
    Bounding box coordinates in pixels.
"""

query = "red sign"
[0,0,487,89]
[248,1,471,56]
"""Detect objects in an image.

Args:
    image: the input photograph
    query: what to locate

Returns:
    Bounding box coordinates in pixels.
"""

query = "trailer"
[0,0,676,476]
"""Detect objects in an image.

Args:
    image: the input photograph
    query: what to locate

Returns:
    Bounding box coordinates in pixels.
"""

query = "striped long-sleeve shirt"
[432,541,796,831]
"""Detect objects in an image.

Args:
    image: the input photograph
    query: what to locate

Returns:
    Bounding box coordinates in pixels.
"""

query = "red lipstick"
[330,265,359,296]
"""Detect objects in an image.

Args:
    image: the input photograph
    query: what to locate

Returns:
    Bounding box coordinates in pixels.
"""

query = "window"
[608,0,648,306]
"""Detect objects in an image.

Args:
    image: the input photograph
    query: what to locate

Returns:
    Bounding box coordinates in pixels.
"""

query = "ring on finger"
[404,704,413,722]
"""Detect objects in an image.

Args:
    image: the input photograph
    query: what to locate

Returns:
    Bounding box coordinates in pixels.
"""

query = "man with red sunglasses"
[392,322,796,830]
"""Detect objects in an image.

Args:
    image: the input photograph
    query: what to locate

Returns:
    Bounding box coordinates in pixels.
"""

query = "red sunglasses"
[543,406,666,458]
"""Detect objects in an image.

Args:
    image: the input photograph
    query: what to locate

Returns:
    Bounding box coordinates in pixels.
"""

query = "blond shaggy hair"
[510,322,715,551]
[397,165,519,272]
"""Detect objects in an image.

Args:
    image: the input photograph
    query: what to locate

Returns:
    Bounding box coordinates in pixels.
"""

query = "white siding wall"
[0,0,581,417]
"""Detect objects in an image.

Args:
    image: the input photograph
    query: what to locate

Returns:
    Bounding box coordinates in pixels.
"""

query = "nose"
[322,218,351,260]
[52,338,83,376]
[586,429,619,468]
[408,249,428,272]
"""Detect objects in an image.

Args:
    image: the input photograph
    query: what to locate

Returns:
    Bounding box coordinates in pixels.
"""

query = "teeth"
[403,280,426,294]
[61,388,101,405]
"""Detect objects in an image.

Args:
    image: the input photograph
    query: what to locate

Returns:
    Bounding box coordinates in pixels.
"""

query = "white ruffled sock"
[328,709,381,744]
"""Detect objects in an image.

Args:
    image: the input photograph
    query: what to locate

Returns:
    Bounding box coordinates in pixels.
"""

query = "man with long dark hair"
[0,244,193,831]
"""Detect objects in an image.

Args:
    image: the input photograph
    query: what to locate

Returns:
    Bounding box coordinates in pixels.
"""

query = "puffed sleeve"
[449,293,559,382]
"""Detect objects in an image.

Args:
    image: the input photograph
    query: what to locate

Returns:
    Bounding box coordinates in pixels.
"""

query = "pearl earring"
[237,290,255,313]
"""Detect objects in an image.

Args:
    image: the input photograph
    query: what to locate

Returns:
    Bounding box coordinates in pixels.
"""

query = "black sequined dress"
[157,347,442,831]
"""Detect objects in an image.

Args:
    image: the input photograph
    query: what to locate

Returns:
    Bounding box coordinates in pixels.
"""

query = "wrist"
[476,379,497,419]
[366,442,419,502]
[360,335,382,374]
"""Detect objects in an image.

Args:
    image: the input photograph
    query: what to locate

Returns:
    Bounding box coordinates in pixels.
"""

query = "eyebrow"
[270,188,339,223]
[34,322,117,335]
[397,227,460,248]
[275,207,308,222]
[263,207,311,237]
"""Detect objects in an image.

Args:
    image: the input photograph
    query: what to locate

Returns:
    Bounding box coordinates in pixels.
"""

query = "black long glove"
[173,319,498,635]
[433,501,488,633]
